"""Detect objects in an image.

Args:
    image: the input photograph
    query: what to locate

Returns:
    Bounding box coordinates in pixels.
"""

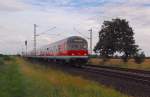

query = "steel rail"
[85,64,150,75]
[83,65,150,86]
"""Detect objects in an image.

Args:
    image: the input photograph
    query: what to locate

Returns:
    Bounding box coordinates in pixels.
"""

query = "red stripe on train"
[39,50,88,56]
[66,50,88,56]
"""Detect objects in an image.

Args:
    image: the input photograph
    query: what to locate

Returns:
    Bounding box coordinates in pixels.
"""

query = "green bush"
[0,58,4,65]
[3,55,11,61]
[134,52,145,64]
[0,54,4,57]
[88,54,98,58]
[0,55,12,65]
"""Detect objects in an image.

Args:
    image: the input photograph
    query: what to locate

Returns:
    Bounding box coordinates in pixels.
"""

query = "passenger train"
[26,36,88,64]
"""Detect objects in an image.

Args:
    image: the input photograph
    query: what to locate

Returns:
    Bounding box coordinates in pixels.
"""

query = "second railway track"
[86,64,150,75]
[83,65,150,86]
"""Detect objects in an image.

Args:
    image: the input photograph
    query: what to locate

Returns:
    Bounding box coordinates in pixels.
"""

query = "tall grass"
[0,56,130,97]
[0,57,25,97]
[16,57,129,97]
[0,58,4,65]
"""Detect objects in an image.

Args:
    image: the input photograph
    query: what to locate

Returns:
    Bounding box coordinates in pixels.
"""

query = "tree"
[94,18,140,62]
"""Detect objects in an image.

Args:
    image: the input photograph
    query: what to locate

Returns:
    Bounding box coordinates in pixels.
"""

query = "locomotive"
[26,36,88,64]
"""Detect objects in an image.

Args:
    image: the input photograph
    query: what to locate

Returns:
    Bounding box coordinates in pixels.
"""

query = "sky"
[0,0,150,56]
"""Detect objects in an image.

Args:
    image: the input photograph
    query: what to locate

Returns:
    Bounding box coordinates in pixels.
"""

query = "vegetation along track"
[28,59,150,97]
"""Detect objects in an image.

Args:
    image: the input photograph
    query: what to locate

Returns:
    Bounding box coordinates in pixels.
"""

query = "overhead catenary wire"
[73,27,90,39]
[36,26,56,36]
[73,27,93,54]
[33,24,56,56]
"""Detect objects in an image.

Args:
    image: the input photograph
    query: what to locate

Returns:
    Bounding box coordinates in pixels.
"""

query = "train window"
[71,44,78,49]
[83,45,87,49]
[74,39,83,42]
[75,45,78,48]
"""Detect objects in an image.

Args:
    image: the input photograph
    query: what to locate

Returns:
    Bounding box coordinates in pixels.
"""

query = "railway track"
[78,64,150,97]
[86,64,150,75]
[83,65,150,86]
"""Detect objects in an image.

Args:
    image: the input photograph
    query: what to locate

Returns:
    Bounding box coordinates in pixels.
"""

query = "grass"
[0,55,130,97]
[89,58,150,70]
[0,56,25,97]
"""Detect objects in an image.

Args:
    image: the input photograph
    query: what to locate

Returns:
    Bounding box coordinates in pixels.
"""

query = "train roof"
[54,36,87,44]
[38,36,87,49]
[66,36,86,41]
[67,36,85,39]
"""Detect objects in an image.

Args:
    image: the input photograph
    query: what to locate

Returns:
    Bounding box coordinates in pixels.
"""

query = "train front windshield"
[68,38,88,50]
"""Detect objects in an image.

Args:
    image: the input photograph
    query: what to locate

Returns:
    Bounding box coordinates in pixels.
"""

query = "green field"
[0,55,130,97]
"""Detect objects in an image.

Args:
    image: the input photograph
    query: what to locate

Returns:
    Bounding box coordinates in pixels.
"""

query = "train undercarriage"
[26,56,88,67]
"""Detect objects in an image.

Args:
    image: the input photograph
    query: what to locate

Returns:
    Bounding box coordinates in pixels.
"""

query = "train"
[25,36,89,65]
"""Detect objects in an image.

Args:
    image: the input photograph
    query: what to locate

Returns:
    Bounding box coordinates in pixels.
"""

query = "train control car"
[27,36,88,64]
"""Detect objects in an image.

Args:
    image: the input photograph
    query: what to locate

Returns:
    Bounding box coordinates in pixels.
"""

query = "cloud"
[0,0,29,12]
[0,0,150,56]
[0,7,98,54]
[25,0,72,7]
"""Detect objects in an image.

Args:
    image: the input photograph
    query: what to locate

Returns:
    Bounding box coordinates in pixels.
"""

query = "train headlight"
[72,53,75,56]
